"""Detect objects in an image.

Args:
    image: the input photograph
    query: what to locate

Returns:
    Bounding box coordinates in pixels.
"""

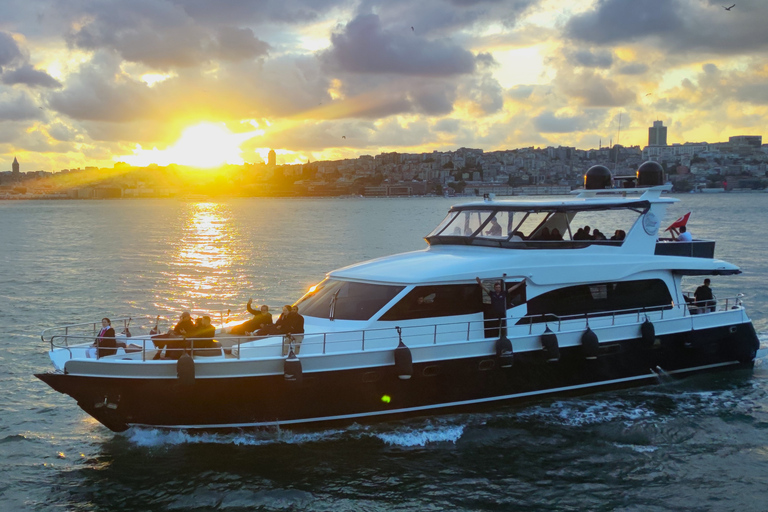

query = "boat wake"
[122,420,466,448]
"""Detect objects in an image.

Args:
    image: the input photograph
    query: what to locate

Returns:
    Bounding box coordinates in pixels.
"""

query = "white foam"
[516,400,658,427]
[613,443,658,453]
[123,427,345,447]
[375,425,465,447]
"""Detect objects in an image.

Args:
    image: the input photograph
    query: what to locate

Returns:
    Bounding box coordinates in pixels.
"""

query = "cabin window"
[296,279,404,321]
[379,284,483,321]
[523,279,672,321]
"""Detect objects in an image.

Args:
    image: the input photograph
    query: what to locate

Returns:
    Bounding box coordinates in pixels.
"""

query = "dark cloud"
[214,27,271,61]
[171,0,340,25]
[556,70,635,107]
[1,65,62,88]
[565,0,768,56]
[617,62,649,75]
[433,118,461,132]
[565,0,681,45]
[65,1,269,69]
[533,111,591,133]
[322,14,476,76]
[571,49,613,69]
[47,53,155,122]
[0,90,45,121]
[459,75,503,115]
[0,32,24,68]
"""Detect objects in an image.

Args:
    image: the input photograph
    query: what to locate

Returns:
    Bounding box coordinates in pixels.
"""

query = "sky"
[1,0,767,172]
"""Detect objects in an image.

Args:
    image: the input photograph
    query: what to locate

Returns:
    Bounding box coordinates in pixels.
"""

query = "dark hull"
[36,323,760,432]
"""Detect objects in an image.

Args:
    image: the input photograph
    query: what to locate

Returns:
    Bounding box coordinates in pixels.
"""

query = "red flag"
[665,211,690,231]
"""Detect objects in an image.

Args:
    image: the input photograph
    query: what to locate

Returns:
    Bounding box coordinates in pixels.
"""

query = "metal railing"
[42,295,746,362]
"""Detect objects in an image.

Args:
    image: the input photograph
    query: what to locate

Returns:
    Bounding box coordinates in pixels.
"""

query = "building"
[12,156,19,180]
[648,121,667,146]
[729,135,762,148]
[267,149,276,167]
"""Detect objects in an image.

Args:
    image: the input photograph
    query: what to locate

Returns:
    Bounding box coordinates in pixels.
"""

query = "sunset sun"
[120,122,262,168]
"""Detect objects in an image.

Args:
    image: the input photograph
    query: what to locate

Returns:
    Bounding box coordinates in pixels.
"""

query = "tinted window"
[380,284,483,321]
[296,279,404,321]
[525,279,672,320]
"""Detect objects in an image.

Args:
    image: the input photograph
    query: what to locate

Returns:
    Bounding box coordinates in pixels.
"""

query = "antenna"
[614,113,622,171]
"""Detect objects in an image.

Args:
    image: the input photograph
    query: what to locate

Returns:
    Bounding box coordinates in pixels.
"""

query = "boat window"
[523,279,672,321]
[440,210,493,237]
[564,209,641,241]
[379,284,483,321]
[296,279,404,321]
[515,211,551,239]
[427,211,459,237]
[477,211,516,239]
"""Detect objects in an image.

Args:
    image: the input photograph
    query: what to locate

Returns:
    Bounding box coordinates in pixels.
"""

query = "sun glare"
[119,122,263,168]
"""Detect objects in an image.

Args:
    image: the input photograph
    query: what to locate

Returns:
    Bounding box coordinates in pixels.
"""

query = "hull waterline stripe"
[127,360,741,430]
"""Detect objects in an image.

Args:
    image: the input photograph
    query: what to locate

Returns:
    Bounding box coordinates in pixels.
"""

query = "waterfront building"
[648,121,667,146]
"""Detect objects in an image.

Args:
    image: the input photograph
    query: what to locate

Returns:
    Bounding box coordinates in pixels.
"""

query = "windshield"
[296,279,405,321]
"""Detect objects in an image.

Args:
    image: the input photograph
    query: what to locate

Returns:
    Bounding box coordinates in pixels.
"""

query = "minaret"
[12,156,19,180]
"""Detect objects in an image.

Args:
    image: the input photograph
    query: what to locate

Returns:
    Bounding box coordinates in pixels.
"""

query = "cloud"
[565,0,681,45]
[570,49,613,69]
[565,0,768,56]
[0,90,45,121]
[47,53,155,122]
[617,62,649,75]
[172,0,341,25]
[65,1,269,69]
[1,65,62,88]
[533,111,593,133]
[0,31,25,68]
[322,13,476,76]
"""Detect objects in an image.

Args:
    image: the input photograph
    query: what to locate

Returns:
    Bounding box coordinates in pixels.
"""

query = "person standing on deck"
[476,278,525,336]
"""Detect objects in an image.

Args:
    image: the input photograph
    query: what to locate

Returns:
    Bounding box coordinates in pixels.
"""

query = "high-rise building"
[648,121,667,146]
[12,156,19,180]
[268,149,276,167]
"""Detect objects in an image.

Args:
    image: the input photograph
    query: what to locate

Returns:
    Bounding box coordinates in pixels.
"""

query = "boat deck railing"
[42,295,747,363]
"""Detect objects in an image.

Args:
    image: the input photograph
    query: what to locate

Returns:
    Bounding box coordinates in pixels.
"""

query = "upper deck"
[425,186,706,254]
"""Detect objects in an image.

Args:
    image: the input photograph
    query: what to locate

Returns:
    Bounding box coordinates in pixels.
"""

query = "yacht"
[36,169,760,432]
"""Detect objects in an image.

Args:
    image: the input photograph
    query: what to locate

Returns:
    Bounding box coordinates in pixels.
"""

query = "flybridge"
[425,190,668,249]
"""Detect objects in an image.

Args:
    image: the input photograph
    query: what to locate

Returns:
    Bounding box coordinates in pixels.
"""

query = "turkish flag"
[665,211,690,231]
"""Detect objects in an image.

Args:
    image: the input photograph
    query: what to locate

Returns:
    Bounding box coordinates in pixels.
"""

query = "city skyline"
[1,1,767,173]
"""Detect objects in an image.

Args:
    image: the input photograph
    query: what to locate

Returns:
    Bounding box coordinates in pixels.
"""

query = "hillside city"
[1,121,766,199]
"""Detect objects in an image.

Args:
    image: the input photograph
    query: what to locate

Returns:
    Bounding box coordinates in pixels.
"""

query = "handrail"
[42,295,747,362]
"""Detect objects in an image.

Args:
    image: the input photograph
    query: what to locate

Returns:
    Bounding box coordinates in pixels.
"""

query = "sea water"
[1,194,768,511]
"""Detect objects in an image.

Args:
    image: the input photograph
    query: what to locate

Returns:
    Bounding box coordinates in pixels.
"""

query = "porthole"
[423,365,440,377]
[361,371,381,383]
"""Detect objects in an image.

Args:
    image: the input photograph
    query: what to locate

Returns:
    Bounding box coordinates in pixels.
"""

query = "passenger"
[592,229,606,240]
[87,318,116,359]
[152,311,195,360]
[475,277,525,337]
[257,305,292,336]
[550,228,563,240]
[534,227,550,240]
[510,230,525,241]
[190,315,218,354]
[289,306,305,334]
[573,227,587,240]
[452,226,462,235]
[693,278,716,313]
[677,225,693,242]
[486,218,502,237]
[230,299,272,335]
[611,229,626,241]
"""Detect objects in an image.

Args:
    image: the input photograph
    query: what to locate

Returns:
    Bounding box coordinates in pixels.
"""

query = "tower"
[268,149,276,167]
[12,156,19,180]
[648,120,667,146]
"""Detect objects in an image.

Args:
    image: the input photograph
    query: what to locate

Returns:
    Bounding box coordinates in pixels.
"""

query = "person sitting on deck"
[256,305,292,336]
[550,228,563,240]
[189,315,220,355]
[230,299,272,335]
[611,229,626,241]
[152,311,196,360]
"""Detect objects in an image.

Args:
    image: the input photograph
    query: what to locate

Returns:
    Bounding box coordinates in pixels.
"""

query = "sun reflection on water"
[163,202,245,309]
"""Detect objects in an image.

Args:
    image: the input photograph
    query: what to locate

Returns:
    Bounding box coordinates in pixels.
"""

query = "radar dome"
[636,161,665,186]
[584,165,613,190]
